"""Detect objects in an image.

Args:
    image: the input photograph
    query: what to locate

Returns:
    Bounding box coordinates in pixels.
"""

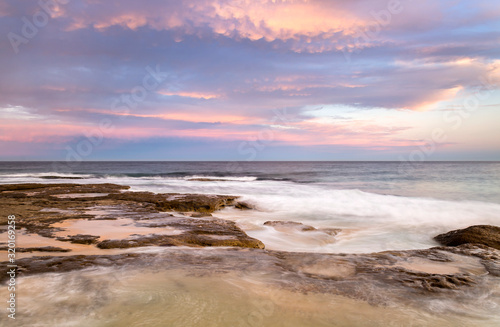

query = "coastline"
[1,183,500,325]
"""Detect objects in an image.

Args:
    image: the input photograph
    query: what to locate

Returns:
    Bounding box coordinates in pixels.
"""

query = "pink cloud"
[57,0,386,53]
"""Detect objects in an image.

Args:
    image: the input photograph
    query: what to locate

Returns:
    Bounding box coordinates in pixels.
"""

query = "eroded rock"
[235,201,254,210]
[0,246,71,253]
[105,192,238,214]
[3,244,497,307]
[0,184,247,239]
[57,234,100,245]
[97,217,265,249]
[1,182,499,310]
[434,225,500,250]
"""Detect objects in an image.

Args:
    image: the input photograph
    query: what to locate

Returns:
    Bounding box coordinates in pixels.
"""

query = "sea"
[1,161,499,253]
[2,161,500,326]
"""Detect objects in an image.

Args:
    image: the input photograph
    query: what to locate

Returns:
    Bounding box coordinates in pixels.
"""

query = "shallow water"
[2,161,500,254]
[0,213,185,259]
[1,249,499,327]
[1,162,500,325]
[53,217,183,240]
[394,253,487,275]
[0,228,141,259]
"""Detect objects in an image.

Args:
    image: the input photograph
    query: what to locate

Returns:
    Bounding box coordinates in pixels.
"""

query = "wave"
[183,175,258,182]
[98,174,259,182]
[0,172,260,183]
[216,185,500,253]
[1,169,499,254]
[0,172,96,179]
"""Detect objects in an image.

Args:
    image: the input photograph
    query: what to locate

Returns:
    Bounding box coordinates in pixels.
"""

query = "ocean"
[2,161,500,326]
[2,161,500,253]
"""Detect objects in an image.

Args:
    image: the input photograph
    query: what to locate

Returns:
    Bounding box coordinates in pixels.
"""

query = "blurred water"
[1,161,500,253]
[1,162,500,326]
[1,161,499,202]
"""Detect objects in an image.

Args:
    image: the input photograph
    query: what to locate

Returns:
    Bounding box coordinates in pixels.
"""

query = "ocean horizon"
[2,160,500,252]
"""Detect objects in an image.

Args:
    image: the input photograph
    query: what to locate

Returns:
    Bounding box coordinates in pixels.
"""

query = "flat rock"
[2,244,498,304]
[0,246,71,253]
[1,182,499,310]
[106,192,238,214]
[57,234,101,245]
[97,217,265,249]
[0,183,247,237]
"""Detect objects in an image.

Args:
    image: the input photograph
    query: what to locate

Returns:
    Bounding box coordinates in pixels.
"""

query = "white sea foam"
[184,175,258,181]
[2,172,498,254]
[0,172,95,179]
[131,175,258,182]
[103,175,500,253]
[212,182,500,253]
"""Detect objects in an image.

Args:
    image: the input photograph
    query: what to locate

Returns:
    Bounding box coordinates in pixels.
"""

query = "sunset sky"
[1,0,499,160]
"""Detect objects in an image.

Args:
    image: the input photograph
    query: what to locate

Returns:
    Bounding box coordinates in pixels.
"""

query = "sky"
[0,0,499,161]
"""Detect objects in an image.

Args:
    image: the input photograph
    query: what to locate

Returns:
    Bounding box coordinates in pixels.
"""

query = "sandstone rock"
[0,246,71,253]
[57,234,100,245]
[191,212,213,218]
[97,218,265,250]
[106,192,238,214]
[2,182,498,309]
[235,201,253,210]
[434,225,500,250]
[1,242,497,307]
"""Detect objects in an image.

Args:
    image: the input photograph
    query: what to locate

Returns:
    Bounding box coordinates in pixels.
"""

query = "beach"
[0,162,500,326]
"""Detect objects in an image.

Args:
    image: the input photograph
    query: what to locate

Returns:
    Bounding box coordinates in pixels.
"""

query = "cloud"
[58,0,364,53]
[158,90,222,100]
[0,0,499,160]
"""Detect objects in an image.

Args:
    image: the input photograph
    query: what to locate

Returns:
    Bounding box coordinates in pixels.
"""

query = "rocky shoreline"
[0,183,263,249]
[1,183,499,307]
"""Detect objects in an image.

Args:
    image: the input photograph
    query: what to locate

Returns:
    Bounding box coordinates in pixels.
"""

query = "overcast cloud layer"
[0,0,499,160]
